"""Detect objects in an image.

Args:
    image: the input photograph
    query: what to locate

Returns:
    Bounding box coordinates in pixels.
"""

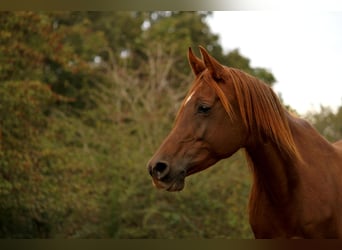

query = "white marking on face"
[185,90,195,105]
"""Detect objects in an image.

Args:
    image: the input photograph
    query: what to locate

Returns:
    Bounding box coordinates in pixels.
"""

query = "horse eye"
[197,104,211,114]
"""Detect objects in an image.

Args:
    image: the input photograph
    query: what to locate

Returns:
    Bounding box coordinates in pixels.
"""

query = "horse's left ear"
[199,46,225,82]
[188,47,205,76]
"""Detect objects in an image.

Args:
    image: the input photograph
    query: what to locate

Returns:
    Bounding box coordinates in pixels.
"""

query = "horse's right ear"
[188,47,205,76]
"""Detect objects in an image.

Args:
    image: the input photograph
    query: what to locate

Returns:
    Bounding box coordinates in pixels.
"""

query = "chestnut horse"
[147,46,342,238]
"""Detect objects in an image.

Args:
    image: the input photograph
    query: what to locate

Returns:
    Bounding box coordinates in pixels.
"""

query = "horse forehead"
[184,82,203,105]
[184,81,214,105]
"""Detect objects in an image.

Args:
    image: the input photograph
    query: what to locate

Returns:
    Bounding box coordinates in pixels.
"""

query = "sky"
[206,11,342,115]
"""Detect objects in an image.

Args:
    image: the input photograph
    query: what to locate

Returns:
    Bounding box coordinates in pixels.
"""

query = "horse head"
[147,46,248,191]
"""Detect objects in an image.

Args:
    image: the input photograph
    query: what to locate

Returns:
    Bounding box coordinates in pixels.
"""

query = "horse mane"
[178,66,300,161]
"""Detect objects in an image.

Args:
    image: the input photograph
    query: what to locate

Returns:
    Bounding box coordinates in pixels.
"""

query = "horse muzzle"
[148,160,187,192]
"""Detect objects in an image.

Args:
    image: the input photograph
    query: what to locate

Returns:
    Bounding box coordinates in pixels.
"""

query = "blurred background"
[0,11,341,238]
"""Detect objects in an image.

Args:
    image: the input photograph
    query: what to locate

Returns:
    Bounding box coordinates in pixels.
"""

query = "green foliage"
[305,105,342,142]
[0,11,108,110]
[0,81,118,237]
[2,11,339,239]
[0,81,57,237]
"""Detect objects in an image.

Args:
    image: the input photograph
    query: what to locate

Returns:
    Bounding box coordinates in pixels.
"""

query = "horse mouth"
[166,179,185,191]
[152,172,186,192]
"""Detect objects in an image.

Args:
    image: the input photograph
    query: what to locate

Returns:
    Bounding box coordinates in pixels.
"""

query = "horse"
[147,46,342,238]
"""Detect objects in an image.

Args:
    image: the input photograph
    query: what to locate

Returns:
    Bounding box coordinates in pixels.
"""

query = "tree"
[305,105,342,142]
[0,11,111,237]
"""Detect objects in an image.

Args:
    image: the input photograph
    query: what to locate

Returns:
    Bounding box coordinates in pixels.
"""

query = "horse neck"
[245,114,302,206]
[246,143,298,207]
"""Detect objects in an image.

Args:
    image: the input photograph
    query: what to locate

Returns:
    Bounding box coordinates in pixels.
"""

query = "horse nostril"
[152,161,170,180]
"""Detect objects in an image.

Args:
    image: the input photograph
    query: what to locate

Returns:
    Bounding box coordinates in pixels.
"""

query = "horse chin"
[152,177,185,192]
[166,179,185,192]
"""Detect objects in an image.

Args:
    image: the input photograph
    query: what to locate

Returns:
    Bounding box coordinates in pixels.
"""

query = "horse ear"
[199,45,224,81]
[188,47,205,76]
